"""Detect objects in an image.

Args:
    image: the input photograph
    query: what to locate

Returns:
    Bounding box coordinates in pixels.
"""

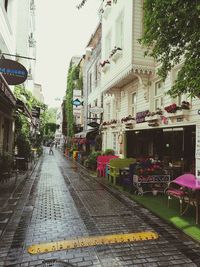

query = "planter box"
[101,63,110,73]
[145,114,161,121]
[167,109,190,118]
[111,49,122,62]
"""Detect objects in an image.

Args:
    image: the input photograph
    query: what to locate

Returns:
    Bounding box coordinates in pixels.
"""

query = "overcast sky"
[35,0,100,107]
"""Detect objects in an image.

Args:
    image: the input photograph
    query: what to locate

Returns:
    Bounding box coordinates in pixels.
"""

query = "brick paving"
[0,148,200,266]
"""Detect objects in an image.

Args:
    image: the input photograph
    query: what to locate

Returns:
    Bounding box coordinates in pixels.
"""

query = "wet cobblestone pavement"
[0,149,200,266]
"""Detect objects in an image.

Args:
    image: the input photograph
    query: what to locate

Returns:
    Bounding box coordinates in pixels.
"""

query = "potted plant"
[0,153,14,179]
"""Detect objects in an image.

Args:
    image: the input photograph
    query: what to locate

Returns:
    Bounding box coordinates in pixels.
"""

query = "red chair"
[97,155,118,177]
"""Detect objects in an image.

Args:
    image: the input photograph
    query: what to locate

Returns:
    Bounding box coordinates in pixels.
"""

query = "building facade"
[0,0,17,154]
[99,0,200,178]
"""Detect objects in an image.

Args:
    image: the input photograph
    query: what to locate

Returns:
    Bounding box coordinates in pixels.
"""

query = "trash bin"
[73,151,78,161]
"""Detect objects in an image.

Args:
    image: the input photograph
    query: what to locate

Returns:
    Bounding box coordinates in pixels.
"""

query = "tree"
[140,0,200,98]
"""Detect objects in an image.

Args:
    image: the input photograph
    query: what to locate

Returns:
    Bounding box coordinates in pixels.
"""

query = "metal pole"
[1,52,36,61]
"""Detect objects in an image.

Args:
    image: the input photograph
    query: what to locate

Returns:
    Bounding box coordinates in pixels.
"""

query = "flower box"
[145,114,161,122]
[124,119,135,125]
[101,63,110,73]
[111,49,122,62]
[167,109,190,118]
[110,123,116,128]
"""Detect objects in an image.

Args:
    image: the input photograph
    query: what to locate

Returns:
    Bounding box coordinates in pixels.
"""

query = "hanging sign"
[89,107,104,114]
[0,58,28,85]
[72,98,83,107]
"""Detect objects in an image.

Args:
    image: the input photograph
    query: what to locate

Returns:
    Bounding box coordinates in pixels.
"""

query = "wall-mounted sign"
[72,98,83,107]
[0,59,28,85]
[89,107,104,114]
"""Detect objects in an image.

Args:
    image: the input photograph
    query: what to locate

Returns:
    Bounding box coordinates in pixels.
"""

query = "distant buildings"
[33,83,44,103]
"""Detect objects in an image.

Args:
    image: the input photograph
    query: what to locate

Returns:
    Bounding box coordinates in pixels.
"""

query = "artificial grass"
[132,194,200,242]
[113,184,200,242]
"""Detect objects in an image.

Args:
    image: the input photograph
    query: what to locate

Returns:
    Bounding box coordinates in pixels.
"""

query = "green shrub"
[103,149,115,155]
[0,153,13,174]
[84,151,101,170]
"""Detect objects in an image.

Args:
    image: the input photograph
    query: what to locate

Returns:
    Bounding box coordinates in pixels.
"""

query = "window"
[89,73,92,93]
[113,133,117,153]
[107,103,111,121]
[131,92,136,116]
[116,13,124,49]
[105,32,111,58]
[154,81,163,109]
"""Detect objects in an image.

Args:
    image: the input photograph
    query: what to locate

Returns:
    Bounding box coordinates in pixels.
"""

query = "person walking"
[49,142,54,155]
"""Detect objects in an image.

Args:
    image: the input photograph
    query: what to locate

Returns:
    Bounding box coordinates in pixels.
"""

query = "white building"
[0,0,17,154]
[0,0,37,154]
[99,0,200,178]
[15,0,36,92]
[33,83,44,103]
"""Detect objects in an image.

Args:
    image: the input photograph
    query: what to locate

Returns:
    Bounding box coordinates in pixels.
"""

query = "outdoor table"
[168,174,200,224]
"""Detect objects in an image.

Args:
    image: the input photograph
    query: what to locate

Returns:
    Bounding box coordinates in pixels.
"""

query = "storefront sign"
[136,110,149,123]
[89,107,104,114]
[0,59,28,85]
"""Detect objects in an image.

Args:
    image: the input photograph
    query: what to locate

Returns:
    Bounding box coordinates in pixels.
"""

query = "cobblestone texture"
[0,148,200,266]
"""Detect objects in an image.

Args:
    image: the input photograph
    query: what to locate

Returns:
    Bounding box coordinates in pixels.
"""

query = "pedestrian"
[49,142,54,155]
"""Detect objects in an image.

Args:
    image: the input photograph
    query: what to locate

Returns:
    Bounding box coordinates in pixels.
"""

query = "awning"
[0,73,16,107]
[74,128,99,139]
[16,98,33,120]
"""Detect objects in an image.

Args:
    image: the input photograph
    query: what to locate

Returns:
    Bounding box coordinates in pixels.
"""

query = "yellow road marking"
[28,231,159,255]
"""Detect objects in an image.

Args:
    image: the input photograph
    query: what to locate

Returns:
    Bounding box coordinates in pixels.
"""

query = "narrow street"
[0,149,200,267]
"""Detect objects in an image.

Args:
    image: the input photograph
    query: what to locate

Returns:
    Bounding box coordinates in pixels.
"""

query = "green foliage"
[84,151,101,170]
[0,152,13,174]
[65,63,83,138]
[103,149,115,155]
[140,0,200,98]
[16,133,31,159]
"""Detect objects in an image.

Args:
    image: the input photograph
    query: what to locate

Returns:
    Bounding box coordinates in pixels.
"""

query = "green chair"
[108,158,136,185]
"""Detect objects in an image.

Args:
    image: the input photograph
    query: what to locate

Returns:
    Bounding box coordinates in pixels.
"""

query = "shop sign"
[32,107,40,118]
[136,110,149,123]
[89,107,104,114]
[72,98,83,107]
[0,59,28,85]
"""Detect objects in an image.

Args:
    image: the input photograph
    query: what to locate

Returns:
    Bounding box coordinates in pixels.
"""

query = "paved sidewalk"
[0,149,200,266]
[0,161,38,238]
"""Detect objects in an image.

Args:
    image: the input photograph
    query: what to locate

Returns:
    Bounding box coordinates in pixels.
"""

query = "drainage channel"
[35,259,75,267]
